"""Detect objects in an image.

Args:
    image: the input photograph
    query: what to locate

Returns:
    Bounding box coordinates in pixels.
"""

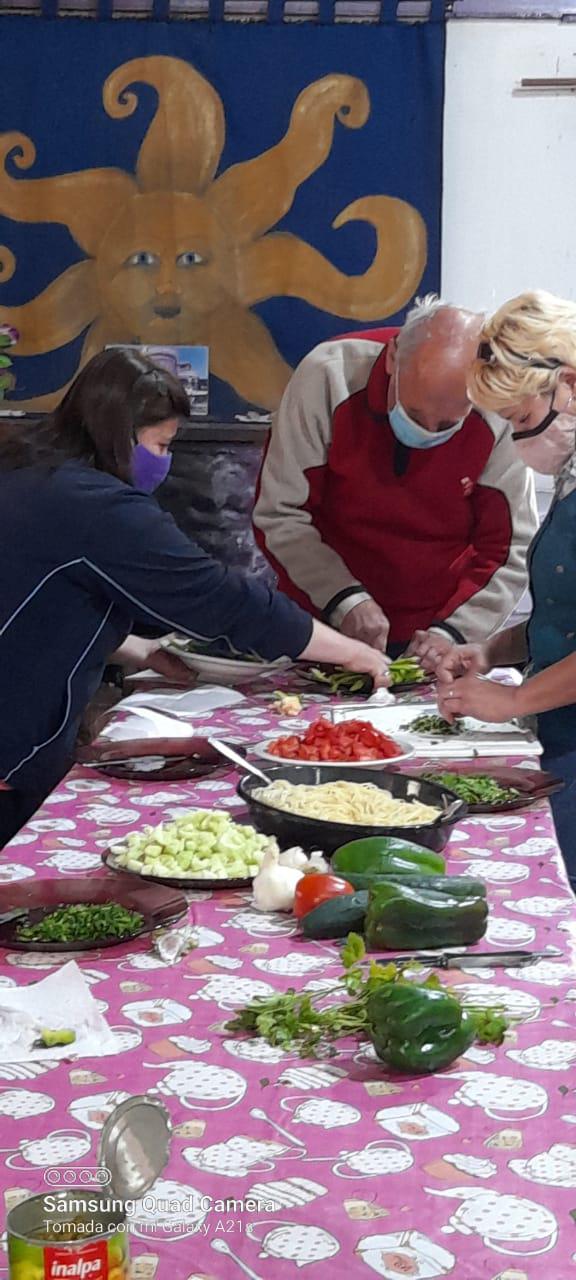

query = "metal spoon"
[207,737,271,786]
[211,1240,264,1280]
[249,1106,307,1149]
[441,798,464,822]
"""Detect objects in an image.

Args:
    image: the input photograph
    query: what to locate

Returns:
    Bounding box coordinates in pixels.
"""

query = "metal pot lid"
[98,1096,171,1200]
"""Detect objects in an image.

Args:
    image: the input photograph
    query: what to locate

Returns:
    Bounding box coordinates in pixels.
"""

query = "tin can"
[7,1189,129,1280]
[7,1096,171,1280]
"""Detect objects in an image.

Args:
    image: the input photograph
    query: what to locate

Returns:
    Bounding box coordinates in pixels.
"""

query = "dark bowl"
[237,764,467,855]
[0,875,188,952]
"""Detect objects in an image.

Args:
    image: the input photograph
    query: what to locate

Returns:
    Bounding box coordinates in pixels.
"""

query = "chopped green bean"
[402,714,464,737]
[424,772,520,806]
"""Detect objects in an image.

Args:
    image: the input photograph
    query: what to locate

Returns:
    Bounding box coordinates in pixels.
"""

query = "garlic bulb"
[307,851,329,873]
[252,847,304,912]
[278,847,309,871]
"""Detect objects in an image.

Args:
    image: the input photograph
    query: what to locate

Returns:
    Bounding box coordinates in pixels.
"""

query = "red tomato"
[294,872,354,918]
[266,718,401,763]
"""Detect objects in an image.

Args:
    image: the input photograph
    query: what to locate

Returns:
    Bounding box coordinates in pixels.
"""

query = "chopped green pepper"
[367,982,477,1073]
[304,666,373,695]
[364,879,488,951]
[38,1028,76,1048]
[388,657,427,687]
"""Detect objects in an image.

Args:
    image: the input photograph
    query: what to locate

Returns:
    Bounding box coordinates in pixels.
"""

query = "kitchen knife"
[0,908,29,926]
[395,947,563,970]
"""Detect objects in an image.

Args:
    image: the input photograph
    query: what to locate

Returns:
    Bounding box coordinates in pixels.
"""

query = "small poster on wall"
[106,345,209,417]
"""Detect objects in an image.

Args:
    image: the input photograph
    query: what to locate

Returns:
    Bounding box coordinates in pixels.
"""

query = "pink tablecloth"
[1,690,576,1280]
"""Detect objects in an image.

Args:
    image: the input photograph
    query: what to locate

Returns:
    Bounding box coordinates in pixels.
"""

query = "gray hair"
[396,293,485,362]
[396,294,452,359]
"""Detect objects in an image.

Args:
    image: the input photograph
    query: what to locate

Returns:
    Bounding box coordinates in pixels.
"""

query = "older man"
[253,296,537,661]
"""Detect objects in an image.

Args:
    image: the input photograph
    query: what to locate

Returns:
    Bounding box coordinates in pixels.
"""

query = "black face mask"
[476,342,563,443]
[511,393,558,443]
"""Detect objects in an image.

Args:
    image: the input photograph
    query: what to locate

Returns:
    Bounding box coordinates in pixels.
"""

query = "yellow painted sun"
[0,56,427,411]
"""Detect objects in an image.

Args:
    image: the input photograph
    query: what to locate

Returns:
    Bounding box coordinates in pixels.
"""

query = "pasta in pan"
[252,780,441,827]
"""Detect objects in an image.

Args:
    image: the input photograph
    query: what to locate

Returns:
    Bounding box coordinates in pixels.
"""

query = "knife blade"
[395,947,563,969]
[0,908,29,927]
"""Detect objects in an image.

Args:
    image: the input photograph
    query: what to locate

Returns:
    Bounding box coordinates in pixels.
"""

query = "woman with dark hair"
[0,349,388,846]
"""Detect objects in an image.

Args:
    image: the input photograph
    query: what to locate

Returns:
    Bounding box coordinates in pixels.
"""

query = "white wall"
[442,21,576,312]
[441,21,573,622]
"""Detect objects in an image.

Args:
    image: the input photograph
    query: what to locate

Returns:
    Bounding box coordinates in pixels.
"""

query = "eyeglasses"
[477,340,562,371]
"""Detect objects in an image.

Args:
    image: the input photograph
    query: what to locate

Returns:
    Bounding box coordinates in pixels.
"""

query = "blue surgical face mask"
[131,443,172,493]
[389,370,467,449]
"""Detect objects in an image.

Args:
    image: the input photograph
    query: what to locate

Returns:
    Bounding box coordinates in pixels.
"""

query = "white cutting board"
[330,701,542,758]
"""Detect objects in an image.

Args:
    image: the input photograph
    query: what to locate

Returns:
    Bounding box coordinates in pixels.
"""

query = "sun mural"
[0,57,427,411]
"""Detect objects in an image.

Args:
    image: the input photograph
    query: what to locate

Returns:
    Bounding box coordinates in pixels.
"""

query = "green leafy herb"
[402,714,464,737]
[226,932,510,1065]
[423,772,519,806]
[17,903,144,944]
[468,1007,508,1046]
[341,932,366,969]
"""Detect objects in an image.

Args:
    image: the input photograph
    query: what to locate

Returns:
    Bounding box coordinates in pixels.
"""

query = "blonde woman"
[435,291,576,880]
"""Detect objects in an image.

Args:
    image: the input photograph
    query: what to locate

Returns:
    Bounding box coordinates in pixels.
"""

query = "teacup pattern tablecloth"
[1,689,576,1280]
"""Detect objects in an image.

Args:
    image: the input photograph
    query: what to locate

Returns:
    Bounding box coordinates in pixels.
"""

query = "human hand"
[435,643,491,685]
[111,636,196,686]
[437,673,518,725]
[339,640,391,689]
[406,630,456,673]
[340,600,390,653]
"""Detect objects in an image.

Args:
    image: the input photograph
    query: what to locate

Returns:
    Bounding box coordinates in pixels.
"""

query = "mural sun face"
[0,55,427,411]
[98,192,226,335]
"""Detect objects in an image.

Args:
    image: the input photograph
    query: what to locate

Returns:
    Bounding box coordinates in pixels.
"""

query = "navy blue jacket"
[528,486,576,755]
[0,461,313,794]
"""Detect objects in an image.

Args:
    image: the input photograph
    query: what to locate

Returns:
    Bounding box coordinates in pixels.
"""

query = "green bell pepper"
[364,879,487,951]
[367,982,478,1073]
[332,838,445,890]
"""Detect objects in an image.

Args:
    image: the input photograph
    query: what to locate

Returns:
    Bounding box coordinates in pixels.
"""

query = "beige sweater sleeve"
[254,342,380,613]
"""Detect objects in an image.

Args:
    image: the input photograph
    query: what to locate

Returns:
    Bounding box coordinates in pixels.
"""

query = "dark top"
[528,485,576,755]
[0,461,312,793]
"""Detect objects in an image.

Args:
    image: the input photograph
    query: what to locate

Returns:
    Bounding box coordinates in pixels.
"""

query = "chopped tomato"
[267,717,401,763]
[294,872,355,918]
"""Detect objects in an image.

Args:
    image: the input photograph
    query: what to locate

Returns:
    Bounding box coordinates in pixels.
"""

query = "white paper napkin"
[487,667,523,687]
[366,688,396,707]
[0,961,115,1061]
[101,686,245,741]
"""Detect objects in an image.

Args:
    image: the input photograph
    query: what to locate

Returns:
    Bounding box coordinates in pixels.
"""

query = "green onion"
[17,903,144,943]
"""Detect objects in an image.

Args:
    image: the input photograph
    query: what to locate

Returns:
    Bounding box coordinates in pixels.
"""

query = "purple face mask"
[131,443,172,493]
